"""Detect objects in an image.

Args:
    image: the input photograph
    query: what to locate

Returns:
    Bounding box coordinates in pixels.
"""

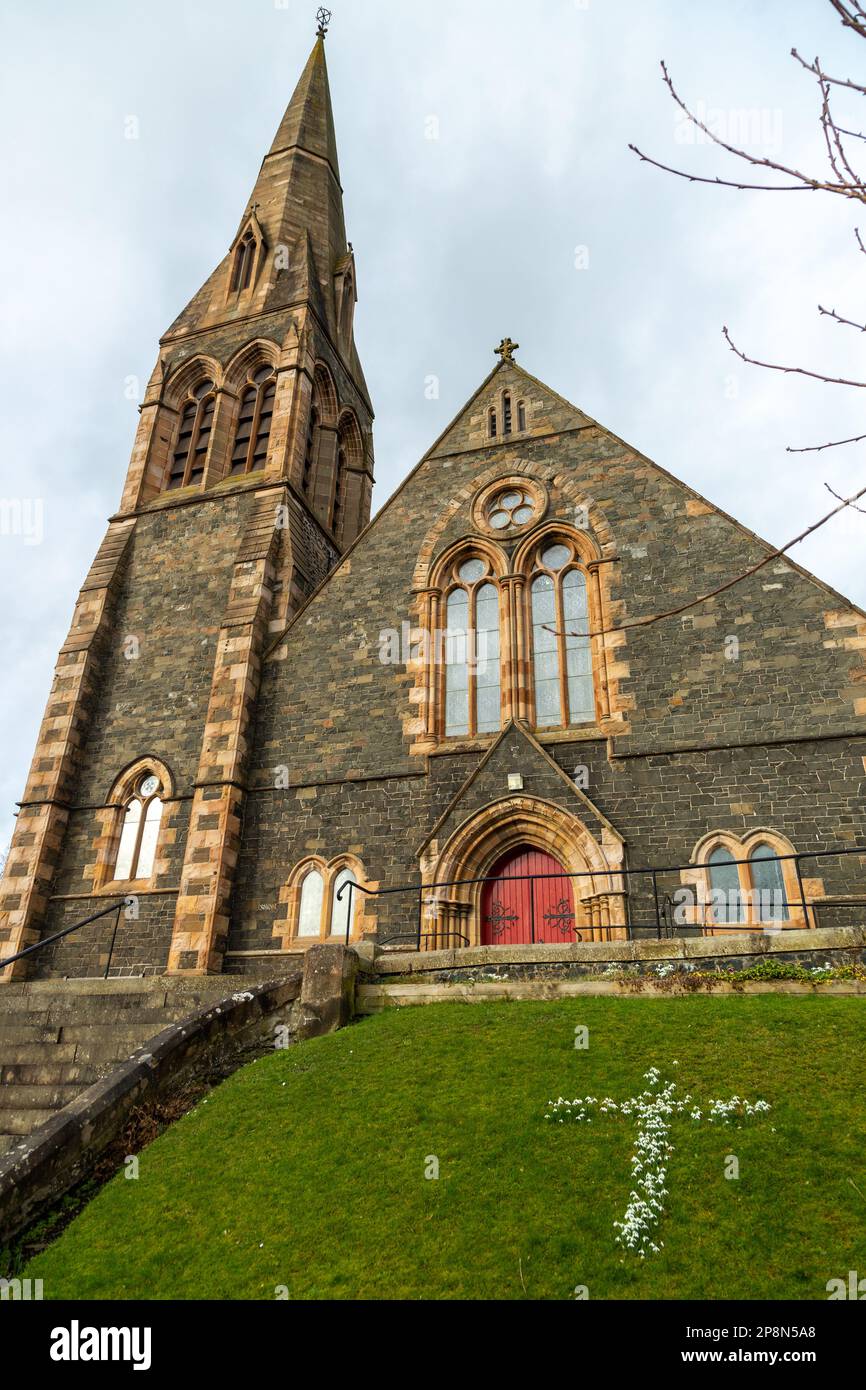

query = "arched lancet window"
[304,404,319,495]
[530,542,595,729]
[230,229,256,293]
[297,868,325,938]
[113,772,164,882]
[749,842,789,922]
[286,859,367,944]
[332,447,346,534]
[330,867,358,937]
[707,846,744,924]
[488,408,498,439]
[517,400,527,432]
[167,381,215,490]
[503,393,513,435]
[444,558,502,738]
[230,366,276,476]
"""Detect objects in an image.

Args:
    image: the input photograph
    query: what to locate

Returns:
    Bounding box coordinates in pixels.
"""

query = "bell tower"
[0,16,374,981]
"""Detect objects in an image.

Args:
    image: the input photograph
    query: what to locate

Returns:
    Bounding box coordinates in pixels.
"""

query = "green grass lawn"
[24,997,866,1300]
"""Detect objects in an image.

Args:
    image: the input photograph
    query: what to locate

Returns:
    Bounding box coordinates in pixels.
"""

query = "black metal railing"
[335,845,866,950]
[0,899,130,979]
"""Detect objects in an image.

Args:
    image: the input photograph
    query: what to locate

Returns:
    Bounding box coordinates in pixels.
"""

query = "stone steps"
[0,1083,82,1112]
[0,977,236,1149]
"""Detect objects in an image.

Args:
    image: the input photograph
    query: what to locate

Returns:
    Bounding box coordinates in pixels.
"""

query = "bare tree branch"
[826,481,866,512]
[788,432,866,452]
[818,303,866,331]
[829,0,866,42]
[627,145,815,193]
[792,47,866,98]
[724,327,866,388]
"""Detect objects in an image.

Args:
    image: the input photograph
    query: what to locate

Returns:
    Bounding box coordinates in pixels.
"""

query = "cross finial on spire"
[316,7,331,36]
[495,337,519,363]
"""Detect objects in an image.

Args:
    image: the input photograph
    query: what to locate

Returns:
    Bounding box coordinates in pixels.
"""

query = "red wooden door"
[480,847,577,946]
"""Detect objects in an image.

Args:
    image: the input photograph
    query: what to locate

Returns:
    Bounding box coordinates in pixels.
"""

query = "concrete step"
[0,1062,103,1087]
[57,1023,173,1047]
[0,1024,61,1044]
[0,1109,58,1135]
[0,1082,82,1112]
[0,1042,79,1065]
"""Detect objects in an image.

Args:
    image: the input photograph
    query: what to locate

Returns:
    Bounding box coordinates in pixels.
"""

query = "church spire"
[164,22,352,352]
[266,26,340,181]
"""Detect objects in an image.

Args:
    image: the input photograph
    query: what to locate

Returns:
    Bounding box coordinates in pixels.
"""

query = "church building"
[2,24,865,981]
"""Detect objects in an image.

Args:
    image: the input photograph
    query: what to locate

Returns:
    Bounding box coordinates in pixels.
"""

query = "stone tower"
[0,27,373,981]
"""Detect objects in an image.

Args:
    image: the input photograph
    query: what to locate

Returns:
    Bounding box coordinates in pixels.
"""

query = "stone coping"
[357,979,866,1010]
[366,926,866,977]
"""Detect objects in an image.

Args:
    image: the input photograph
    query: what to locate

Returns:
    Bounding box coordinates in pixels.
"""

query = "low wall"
[362,926,866,987]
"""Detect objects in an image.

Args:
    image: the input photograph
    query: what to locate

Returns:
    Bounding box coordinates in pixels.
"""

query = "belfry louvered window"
[230,367,276,476]
[167,381,216,490]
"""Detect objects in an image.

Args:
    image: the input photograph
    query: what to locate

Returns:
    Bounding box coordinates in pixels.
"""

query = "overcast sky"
[0,0,864,853]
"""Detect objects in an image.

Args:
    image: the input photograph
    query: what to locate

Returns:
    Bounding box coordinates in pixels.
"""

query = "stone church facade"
[1,31,865,982]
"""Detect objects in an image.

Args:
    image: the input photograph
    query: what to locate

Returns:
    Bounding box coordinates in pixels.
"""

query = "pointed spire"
[164,30,349,344]
[266,33,340,182]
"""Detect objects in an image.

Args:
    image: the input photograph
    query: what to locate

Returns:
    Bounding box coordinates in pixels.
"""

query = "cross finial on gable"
[316,7,331,36]
[495,337,519,363]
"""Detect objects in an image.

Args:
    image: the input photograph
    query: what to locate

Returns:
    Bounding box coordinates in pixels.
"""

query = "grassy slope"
[25,998,866,1301]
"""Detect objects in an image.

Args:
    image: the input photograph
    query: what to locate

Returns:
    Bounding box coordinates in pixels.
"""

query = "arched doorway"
[480,846,577,946]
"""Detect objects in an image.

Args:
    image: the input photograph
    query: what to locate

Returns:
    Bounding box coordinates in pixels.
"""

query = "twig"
[787,432,866,452]
[724,326,866,388]
[825,481,866,513]
[818,304,866,332]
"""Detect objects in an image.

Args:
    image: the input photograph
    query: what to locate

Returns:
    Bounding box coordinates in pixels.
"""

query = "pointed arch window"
[517,400,527,432]
[488,408,498,439]
[285,859,368,943]
[332,447,346,534]
[707,847,745,924]
[230,367,276,476]
[530,542,595,729]
[112,773,164,883]
[444,558,502,738]
[330,867,358,938]
[297,868,325,937]
[749,843,790,922]
[167,381,215,490]
[304,404,320,495]
[230,229,257,294]
[697,834,797,929]
[503,393,513,435]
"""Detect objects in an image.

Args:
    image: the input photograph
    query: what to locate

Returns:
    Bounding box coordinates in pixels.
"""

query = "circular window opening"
[485,488,538,532]
[540,543,572,572]
[457,558,488,584]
